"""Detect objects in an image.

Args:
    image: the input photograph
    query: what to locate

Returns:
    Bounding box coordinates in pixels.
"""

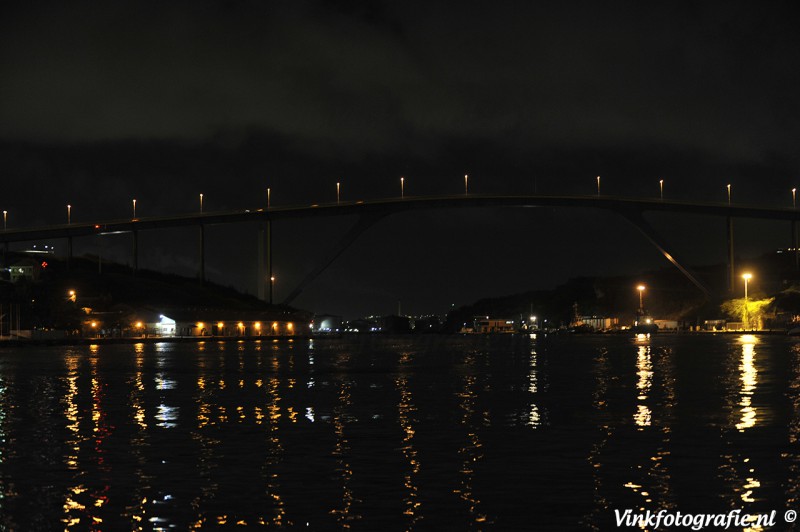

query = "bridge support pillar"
[257,221,273,303]
[727,216,735,293]
[199,225,205,285]
[132,230,138,275]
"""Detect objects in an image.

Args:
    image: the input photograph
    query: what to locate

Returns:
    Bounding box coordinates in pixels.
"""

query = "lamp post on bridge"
[2,211,6,231]
[464,174,469,195]
[637,284,646,311]
[67,204,71,224]
[659,179,664,201]
[132,198,137,219]
[793,188,796,209]
[401,176,404,198]
[596,175,601,196]
[727,184,731,205]
[199,193,204,213]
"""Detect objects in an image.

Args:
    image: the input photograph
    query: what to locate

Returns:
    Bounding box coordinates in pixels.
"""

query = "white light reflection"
[155,404,179,429]
[154,375,176,390]
[634,345,653,429]
[527,348,541,428]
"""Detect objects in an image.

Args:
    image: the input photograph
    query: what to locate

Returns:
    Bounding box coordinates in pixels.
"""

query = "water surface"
[0,334,796,530]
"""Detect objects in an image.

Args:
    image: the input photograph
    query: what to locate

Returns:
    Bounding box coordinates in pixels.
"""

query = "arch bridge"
[0,194,796,304]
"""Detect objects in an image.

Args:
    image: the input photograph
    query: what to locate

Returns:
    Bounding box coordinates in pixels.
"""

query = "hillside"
[0,253,303,330]
[444,250,800,331]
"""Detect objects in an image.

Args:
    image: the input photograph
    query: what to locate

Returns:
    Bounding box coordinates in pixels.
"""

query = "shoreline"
[0,335,313,348]
[0,329,792,348]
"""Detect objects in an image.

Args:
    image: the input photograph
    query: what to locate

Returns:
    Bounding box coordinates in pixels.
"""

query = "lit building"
[473,317,517,334]
[137,309,310,338]
[312,314,343,333]
[7,258,42,283]
[572,315,619,332]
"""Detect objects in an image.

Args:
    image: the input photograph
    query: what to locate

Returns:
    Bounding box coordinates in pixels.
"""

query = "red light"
[41,261,48,268]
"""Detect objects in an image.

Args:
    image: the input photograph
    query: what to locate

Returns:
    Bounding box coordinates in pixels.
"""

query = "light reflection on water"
[0,335,795,528]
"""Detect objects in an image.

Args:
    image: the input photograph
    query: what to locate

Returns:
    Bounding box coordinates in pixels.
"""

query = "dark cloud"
[3,1,800,160]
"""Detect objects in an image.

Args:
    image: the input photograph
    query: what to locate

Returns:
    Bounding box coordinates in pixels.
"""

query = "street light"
[336,182,340,204]
[2,210,6,231]
[727,184,731,205]
[659,179,664,201]
[793,188,796,209]
[742,273,752,330]
[267,187,271,208]
[132,198,137,218]
[596,175,601,196]
[67,204,71,224]
[464,174,469,195]
[637,284,646,310]
[401,176,404,198]
[199,193,204,213]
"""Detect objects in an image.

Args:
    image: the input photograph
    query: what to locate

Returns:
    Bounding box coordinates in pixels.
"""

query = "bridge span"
[0,194,796,303]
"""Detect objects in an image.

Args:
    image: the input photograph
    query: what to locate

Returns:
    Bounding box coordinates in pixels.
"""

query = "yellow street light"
[464,174,469,195]
[336,182,340,204]
[637,284,646,309]
[400,176,404,198]
[132,198,137,218]
[793,188,796,209]
[659,179,664,200]
[596,175,601,196]
[200,193,204,213]
[2,210,6,230]
[742,273,753,330]
[742,273,752,298]
[727,184,731,205]
[67,204,71,224]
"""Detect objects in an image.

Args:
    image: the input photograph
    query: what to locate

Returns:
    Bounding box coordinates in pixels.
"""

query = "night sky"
[2,1,800,317]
